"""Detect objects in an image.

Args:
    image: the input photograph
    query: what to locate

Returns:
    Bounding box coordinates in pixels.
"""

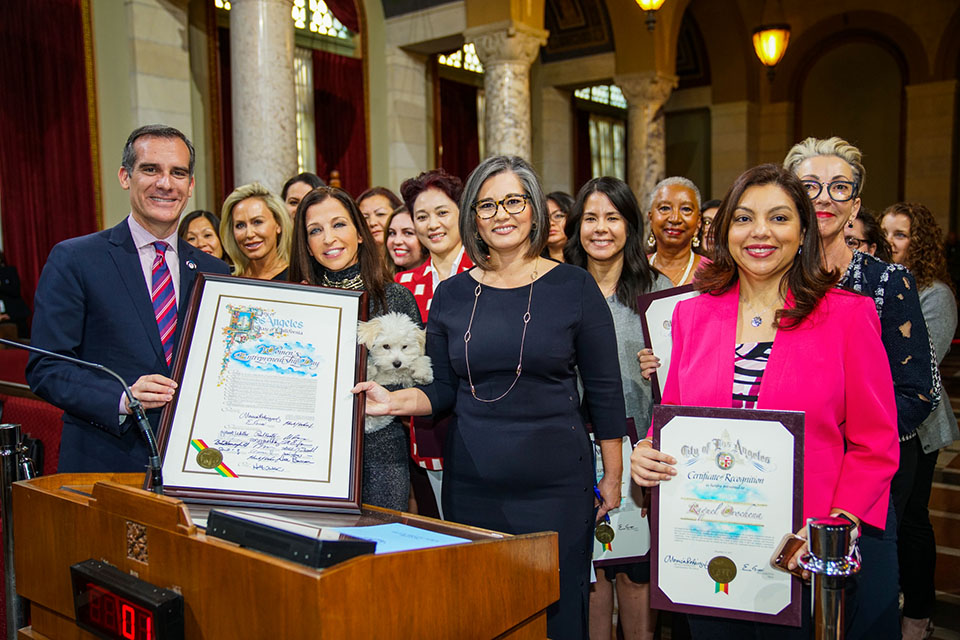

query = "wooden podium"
[12,474,559,639]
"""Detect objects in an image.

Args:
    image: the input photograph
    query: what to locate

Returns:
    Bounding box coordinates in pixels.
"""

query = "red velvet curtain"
[438,78,480,183]
[325,0,359,33]
[0,0,97,318]
[217,26,235,203]
[313,49,368,197]
[573,107,593,192]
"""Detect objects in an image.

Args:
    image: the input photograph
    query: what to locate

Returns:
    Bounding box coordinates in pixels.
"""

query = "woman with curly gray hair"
[355,156,627,640]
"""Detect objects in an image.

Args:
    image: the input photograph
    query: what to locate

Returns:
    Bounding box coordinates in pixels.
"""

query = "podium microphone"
[0,338,164,494]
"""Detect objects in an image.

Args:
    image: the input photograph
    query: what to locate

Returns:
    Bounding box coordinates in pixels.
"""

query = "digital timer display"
[70,559,184,640]
[76,582,155,639]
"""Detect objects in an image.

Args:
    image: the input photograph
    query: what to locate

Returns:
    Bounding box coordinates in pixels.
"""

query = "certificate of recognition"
[590,419,650,566]
[154,274,366,512]
[637,285,698,403]
[650,405,804,625]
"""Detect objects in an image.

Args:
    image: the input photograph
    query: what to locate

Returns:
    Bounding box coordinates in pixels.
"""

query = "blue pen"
[593,486,611,524]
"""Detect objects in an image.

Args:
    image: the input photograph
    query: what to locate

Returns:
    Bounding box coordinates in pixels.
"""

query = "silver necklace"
[742,298,780,328]
[464,259,539,403]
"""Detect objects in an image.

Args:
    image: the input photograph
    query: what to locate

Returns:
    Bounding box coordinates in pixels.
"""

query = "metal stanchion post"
[0,423,24,640]
[800,516,861,640]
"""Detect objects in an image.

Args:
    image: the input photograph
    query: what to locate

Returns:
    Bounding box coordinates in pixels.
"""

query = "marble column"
[465,21,548,160]
[615,71,678,207]
[230,0,297,194]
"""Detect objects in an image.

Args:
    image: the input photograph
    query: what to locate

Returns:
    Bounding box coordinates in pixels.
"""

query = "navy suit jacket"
[26,219,231,472]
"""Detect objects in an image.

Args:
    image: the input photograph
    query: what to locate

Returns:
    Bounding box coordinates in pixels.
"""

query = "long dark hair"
[564,177,659,313]
[289,187,389,313]
[281,172,325,201]
[696,164,838,329]
[541,191,574,259]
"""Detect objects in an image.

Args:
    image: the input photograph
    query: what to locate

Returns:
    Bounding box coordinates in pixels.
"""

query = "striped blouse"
[732,341,773,408]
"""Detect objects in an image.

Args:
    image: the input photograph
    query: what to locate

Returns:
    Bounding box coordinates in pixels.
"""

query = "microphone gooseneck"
[0,338,164,494]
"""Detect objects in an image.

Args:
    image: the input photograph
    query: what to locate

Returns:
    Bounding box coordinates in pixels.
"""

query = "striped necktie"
[151,241,177,366]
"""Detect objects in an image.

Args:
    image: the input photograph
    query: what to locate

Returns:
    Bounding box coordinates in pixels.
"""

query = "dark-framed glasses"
[801,179,858,202]
[473,194,529,219]
[845,236,869,250]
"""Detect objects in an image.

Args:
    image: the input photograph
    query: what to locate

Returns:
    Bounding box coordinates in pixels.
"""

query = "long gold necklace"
[463,259,539,403]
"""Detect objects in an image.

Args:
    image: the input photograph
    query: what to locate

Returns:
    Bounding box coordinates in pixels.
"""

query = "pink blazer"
[659,283,899,529]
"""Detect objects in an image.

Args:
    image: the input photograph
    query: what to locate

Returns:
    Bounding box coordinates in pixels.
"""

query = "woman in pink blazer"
[631,164,899,638]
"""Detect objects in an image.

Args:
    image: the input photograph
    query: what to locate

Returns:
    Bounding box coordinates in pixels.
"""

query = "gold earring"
[692,234,701,248]
[647,233,656,248]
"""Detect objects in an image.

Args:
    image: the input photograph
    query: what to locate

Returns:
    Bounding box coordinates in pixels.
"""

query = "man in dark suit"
[27,125,231,472]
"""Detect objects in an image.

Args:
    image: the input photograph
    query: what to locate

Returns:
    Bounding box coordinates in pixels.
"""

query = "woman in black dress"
[289,186,420,510]
[353,156,626,639]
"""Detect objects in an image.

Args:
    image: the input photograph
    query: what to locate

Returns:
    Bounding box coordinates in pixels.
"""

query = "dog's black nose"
[393,360,402,368]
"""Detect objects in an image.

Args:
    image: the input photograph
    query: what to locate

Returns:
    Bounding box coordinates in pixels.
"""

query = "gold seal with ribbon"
[708,556,737,594]
[595,523,615,545]
[197,447,223,469]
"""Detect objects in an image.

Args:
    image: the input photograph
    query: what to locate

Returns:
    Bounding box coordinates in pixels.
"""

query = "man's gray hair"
[459,156,549,269]
[645,176,702,212]
[121,124,196,177]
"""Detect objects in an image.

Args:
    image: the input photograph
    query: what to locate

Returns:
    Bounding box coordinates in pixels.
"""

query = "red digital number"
[82,583,156,640]
[87,584,104,625]
[102,592,118,632]
[138,610,154,640]
[121,603,135,639]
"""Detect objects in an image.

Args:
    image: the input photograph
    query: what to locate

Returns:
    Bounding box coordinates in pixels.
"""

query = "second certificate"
[651,405,803,624]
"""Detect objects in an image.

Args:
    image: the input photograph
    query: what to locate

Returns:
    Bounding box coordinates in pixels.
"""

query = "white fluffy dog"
[357,312,433,432]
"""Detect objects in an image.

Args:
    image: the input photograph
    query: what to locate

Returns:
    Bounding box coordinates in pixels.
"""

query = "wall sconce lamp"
[635,0,667,32]
[752,24,790,80]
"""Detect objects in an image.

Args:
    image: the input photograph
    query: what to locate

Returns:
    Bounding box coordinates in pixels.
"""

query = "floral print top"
[840,251,939,438]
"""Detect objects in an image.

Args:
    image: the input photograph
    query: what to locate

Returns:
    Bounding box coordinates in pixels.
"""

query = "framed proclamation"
[649,405,804,626]
[153,274,367,513]
[637,285,698,403]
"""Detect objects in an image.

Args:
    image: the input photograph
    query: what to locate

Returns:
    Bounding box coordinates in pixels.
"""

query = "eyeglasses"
[845,236,869,250]
[549,211,567,223]
[801,180,858,202]
[473,194,529,219]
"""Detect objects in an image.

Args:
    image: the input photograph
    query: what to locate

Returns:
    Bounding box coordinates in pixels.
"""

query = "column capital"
[465,20,548,67]
[614,71,678,109]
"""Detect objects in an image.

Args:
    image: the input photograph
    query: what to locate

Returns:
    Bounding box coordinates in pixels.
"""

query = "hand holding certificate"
[155,274,367,512]
[634,405,804,626]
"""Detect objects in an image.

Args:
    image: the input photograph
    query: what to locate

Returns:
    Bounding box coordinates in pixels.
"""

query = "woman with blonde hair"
[220,182,292,280]
[881,202,958,640]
